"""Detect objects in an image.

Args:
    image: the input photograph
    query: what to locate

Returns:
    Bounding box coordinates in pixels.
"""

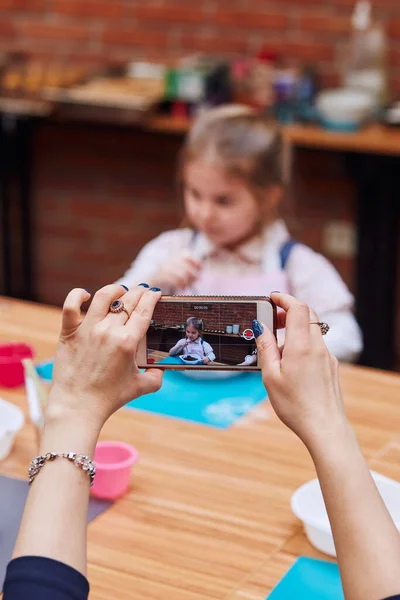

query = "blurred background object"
[0,0,398,371]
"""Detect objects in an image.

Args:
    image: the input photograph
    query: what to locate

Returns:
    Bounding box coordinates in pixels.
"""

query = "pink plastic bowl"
[90,441,139,500]
[0,343,34,388]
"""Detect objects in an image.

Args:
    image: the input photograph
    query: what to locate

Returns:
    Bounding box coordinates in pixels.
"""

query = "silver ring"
[109,299,130,318]
[310,321,330,335]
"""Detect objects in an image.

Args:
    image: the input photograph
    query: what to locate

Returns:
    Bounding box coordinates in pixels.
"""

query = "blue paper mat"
[268,557,343,599]
[36,360,267,429]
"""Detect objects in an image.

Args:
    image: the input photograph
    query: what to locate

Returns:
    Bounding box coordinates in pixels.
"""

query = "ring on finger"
[310,321,330,335]
[109,299,130,319]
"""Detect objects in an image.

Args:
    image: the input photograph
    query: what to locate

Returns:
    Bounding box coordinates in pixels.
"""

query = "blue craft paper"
[268,557,344,600]
[128,361,267,428]
[36,360,53,381]
[36,359,267,429]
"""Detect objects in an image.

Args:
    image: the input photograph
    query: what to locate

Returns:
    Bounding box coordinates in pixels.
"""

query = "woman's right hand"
[154,251,202,291]
[255,292,348,451]
[47,284,163,432]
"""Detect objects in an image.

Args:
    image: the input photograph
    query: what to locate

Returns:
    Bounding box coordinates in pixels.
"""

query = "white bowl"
[316,88,375,126]
[291,471,400,557]
[0,398,24,460]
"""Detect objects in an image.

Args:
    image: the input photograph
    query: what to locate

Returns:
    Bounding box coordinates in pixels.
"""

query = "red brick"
[17,21,90,41]
[69,199,136,221]
[51,0,125,19]
[179,33,248,55]
[0,18,14,36]
[390,48,400,67]
[388,20,400,38]
[298,13,350,34]
[131,4,205,24]
[59,50,125,67]
[283,39,335,61]
[0,0,45,8]
[333,0,398,7]
[102,27,169,48]
[213,9,289,30]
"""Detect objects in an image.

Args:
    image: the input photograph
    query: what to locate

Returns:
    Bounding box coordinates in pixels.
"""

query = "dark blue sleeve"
[383,596,400,600]
[3,556,89,600]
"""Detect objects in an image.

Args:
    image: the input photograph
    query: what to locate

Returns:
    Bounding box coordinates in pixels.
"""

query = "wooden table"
[1,298,400,599]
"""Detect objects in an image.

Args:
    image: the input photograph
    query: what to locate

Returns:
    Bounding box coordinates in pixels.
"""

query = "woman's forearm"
[308,423,400,600]
[12,402,101,576]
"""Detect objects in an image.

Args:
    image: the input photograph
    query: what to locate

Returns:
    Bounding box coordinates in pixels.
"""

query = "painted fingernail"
[270,290,280,294]
[120,284,129,292]
[138,283,150,288]
[84,289,91,294]
[252,320,264,339]
[150,287,161,292]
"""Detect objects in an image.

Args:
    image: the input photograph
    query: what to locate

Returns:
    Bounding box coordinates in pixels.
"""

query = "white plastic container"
[0,398,24,460]
[291,471,400,557]
[316,88,375,128]
[226,325,233,334]
[232,324,240,334]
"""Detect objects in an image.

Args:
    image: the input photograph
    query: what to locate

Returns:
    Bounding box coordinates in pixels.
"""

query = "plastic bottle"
[342,1,387,105]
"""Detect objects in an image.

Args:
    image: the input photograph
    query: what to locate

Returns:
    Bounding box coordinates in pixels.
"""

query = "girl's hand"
[47,284,163,432]
[202,357,211,364]
[255,292,347,450]
[154,252,202,291]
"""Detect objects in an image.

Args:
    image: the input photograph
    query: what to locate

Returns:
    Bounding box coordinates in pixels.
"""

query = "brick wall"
[0,0,400,92]
[153,301,256,332]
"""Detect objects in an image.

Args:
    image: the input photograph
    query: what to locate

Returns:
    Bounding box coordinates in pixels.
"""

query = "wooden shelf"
[283,123,400,157]
[144,114,400,157]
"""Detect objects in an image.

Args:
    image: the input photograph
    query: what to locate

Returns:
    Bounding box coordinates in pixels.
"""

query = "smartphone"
[137,296,276,371]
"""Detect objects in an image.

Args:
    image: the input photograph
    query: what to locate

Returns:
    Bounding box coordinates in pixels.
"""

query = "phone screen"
[146,301,260,368]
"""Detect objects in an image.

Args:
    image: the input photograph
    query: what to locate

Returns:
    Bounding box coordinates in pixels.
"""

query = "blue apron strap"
[191,230,198,246]
[280,239,298,270]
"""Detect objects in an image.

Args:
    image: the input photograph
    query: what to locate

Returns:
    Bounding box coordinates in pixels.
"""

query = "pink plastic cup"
[90,441,139,500]
[0,343,34,387]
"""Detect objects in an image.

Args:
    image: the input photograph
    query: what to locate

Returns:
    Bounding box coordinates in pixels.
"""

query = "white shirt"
[172,337,216,362]
[117,220,363,362]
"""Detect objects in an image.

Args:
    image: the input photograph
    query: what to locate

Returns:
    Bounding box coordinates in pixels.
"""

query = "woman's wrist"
[303,416,355,462]
[306,418,359,468]
[40,416,99,458]
[42,391,103,458]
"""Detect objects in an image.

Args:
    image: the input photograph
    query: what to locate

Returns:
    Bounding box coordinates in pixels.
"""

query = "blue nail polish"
[270,291,280,294]
[120,284,129,292]
[150,287,161,292]
[138,283,150,288]
[252,320,264,339]
[84,289,91,294]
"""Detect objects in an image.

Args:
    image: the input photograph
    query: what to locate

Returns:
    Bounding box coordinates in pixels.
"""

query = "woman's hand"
[47,284,163,432]
[255,292,348,450]
[154,251,202,291]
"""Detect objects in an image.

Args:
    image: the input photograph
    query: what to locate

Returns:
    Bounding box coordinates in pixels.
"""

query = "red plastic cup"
[90,441,139,500]
[0,343,34,387]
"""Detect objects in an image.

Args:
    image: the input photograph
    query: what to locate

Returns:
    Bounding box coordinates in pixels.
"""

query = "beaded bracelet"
[29,452,96,487]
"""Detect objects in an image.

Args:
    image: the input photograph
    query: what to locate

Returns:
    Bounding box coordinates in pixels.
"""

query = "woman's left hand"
[202,357,211,364]
[48,284,163,431]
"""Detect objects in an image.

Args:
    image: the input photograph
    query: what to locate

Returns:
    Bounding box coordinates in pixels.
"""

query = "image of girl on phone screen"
[169,317,216,365]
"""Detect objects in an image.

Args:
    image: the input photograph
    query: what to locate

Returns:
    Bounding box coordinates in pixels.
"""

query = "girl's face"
[183,160,262,248]
[186,325,200,341]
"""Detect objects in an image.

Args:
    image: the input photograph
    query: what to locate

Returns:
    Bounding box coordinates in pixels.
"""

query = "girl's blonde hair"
[179,105,284,200]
